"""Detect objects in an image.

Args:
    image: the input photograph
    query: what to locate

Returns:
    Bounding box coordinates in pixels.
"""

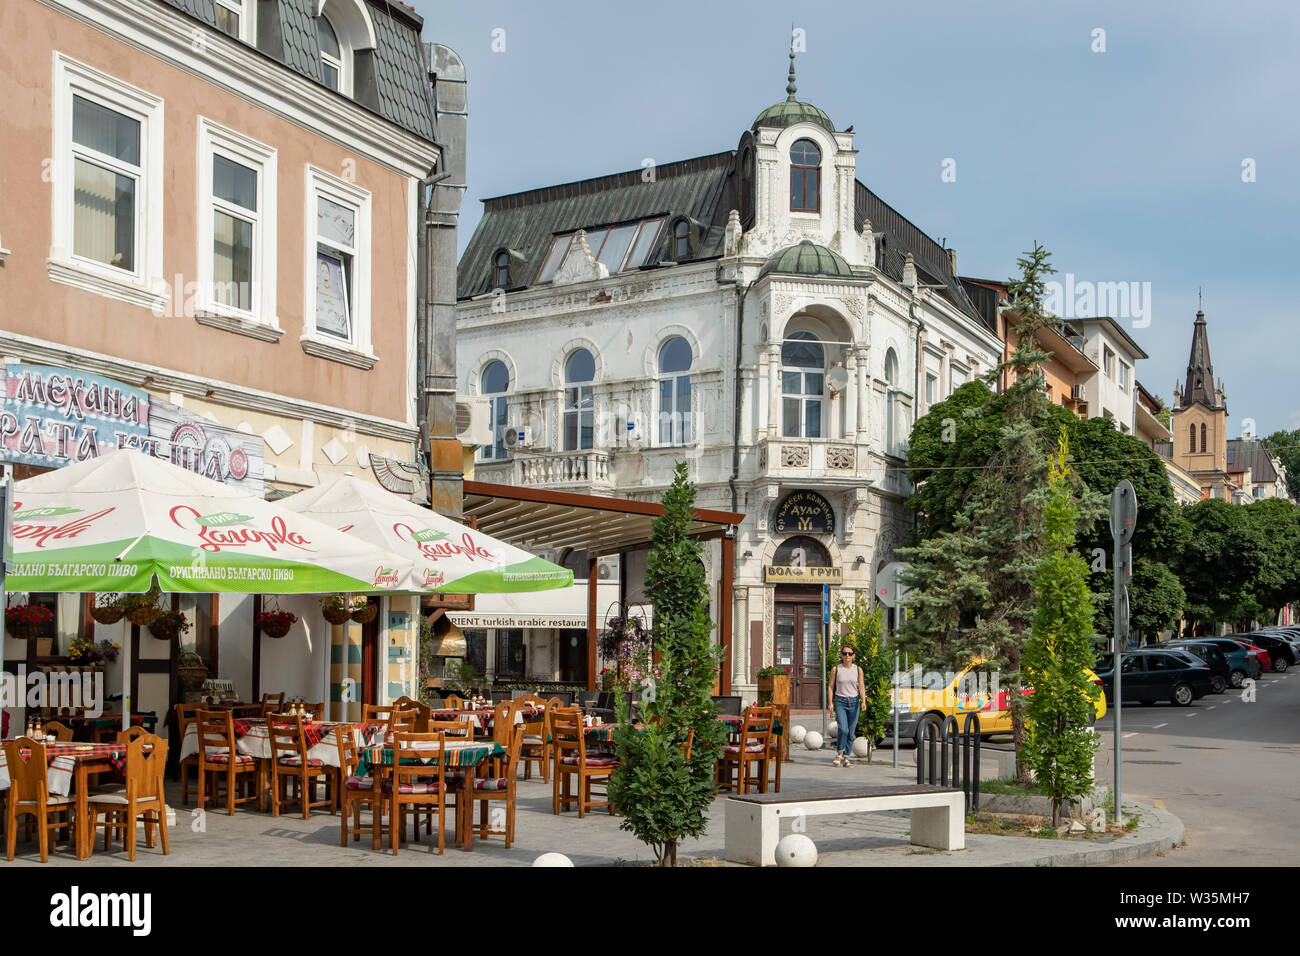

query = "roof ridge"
[482,151,736,209]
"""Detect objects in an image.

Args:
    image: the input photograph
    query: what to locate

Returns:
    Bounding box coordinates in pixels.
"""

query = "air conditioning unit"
[1071,384,1085,401]
[503,426,532,449]
[454,396,493,447]
[596,557,620,581]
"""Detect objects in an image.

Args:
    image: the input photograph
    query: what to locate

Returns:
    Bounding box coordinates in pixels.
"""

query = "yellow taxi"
[885,657,1106,740]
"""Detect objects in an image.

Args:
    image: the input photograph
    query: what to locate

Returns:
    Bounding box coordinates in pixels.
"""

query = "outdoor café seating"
[267,712,334,819]
[386,731,456,855]
[87,733,169,861]
[468,724,524,848]
[519,696,554,782]
[336,726,385,849]
[3,737,75,863]
[197,709,264,816]
[717,707,774,795]
[551,707,618,817]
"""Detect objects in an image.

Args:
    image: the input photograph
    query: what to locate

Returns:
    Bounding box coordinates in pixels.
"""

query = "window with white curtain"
[782,331,824,438]
[480,360,510,461]
[197,118,277,328]
[304,166,372,362]
[658,336,692,445]
[564,349,596,450]
[50,55,164,308]
[318,15,343,91]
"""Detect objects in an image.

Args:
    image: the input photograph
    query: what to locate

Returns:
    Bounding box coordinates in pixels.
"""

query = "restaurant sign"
[772,490,835,534]
[763,565,843,584]
[2,364,265,496]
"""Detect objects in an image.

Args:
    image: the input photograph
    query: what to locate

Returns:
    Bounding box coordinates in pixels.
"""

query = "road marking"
[1123,732,1138,738]
[1153,798,1167,811]
[1207,706,1216,710]
[1153,723,1167,728]
[1185,713,1196,717]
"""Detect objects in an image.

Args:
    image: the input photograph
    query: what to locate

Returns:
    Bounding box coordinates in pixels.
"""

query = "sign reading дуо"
[764,565,842,584]
[772,490,835,534]
[2,364,265,495]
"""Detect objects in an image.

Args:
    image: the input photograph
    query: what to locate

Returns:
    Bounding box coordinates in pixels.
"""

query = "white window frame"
[302,164,374,368]
[196,118,279,340]
[318,13,346,93]
[1118,360,1130,391]
[214,0,255,43]
[656,338,693,448]
[49,53,165,311]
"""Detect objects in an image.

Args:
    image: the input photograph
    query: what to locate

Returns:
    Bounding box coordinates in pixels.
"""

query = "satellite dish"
[826,366,850,394]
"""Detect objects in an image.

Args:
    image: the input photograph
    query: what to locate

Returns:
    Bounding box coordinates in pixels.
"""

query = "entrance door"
[360,598,379,707]
[775,603,825,710]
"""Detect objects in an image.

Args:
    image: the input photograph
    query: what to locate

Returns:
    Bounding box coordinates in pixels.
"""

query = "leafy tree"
[828,594,892,761]
[1173,498,1267,629]
[1238,498,1300,624]
[609,463,727,866]
[1022,431,1100,827]
[1260,430,1300,501]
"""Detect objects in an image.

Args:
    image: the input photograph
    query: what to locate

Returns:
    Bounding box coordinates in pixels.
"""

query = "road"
[1093,668,1300,865]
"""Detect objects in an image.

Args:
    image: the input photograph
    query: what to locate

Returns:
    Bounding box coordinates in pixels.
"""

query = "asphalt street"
[1093,667,1300,866]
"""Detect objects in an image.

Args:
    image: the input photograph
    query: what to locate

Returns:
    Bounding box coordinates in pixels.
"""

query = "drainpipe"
[423,44,467,518]
[718,273,752,516]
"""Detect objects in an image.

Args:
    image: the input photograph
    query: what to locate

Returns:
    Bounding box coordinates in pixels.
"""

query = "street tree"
[1173,498,1267,630]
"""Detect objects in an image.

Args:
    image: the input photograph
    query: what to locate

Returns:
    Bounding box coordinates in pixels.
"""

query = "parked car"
[1164,641,1231,693]
[1227,637,1271,673]
[1170,639,1259,686]
[1094,649,1214,706]
[1245,631,1300,669]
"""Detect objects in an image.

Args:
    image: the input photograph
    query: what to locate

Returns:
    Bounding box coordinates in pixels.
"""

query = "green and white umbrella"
[5,449,411,594]
[280,474,573,593]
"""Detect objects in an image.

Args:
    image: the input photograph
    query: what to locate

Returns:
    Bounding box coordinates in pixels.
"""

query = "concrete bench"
[724,784,965,866]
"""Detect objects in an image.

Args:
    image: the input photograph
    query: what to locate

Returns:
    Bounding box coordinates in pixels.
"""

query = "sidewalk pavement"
[6,746,1183,867]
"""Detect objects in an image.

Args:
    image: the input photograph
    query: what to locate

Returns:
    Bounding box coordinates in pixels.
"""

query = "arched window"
[318,15,342,91]
[673,220,690,260]
[1200,422,1207,453]
[1189,423,1196,453]
[782,330,824,438]
[884,348,899,386]
[658,336,692,445]
[790,139,821,212]
[479,360,509,461]
[564,348,595,450]
[740,146,754,224]
[493,251,510,289]
[773,535,831,567]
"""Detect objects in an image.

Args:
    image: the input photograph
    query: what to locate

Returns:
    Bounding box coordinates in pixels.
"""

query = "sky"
[411,0,1300,437]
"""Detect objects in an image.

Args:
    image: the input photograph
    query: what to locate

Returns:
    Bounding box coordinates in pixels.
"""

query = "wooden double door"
[774,589,825,710]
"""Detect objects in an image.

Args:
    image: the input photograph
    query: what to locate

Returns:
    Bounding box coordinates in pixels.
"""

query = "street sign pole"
[821,583,829,743]
[1110,480,1137,823]
[892,648,900,768]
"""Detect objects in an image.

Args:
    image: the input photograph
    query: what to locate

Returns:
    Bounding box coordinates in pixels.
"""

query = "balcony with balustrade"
[473,449,615,492]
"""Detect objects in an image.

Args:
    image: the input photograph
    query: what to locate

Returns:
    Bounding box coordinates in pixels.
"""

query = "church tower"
[1170,308,1232,498]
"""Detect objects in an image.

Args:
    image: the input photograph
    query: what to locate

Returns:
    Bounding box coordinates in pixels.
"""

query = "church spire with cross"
[1181,304,1224,410]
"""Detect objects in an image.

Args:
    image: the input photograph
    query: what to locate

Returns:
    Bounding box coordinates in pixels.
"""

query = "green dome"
[752,99,835,133]
[759,241,854,280]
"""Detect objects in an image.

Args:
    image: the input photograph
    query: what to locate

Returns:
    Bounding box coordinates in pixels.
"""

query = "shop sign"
[763,565,843,584]
[772,490,835,534]
[2,364,264,495]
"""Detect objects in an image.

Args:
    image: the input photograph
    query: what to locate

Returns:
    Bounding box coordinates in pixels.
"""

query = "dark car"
[1094,649,1214,707]
[1246,631,1300,669]
[1164,641,1230,692]
[1172,639,1260,685]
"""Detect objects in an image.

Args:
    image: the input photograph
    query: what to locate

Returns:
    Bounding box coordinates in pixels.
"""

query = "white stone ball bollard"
[826,720,839,739]
[851,737,871,758]
[803,730,824,750]
[533,853,574,867]
[775,834,818,867]
[790,724,807,744]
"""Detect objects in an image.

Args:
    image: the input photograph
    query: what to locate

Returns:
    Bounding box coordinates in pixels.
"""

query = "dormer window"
[537,217,664,283]
[673,220,690,260]
[493,251,510,289]
[318,15,342,91]
[215,0,248,40]
[790,139,821,212]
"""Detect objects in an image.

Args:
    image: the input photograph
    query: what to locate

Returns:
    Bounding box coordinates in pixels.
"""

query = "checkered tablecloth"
[431,707,540,732]
[718,714,784,736]
[359,739,505,776]
[0,742,129,796]
[180,720,385,767]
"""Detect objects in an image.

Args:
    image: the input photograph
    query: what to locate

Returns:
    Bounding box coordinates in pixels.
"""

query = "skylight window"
[538,217,664,283]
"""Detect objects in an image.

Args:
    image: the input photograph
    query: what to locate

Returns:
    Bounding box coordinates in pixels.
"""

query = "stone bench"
[724,784,965,866]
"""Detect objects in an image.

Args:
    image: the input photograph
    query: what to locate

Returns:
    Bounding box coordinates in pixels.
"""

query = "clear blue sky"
[411,0,1300,437]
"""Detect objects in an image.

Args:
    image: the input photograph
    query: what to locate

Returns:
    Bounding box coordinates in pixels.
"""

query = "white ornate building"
[455,56,1002,707]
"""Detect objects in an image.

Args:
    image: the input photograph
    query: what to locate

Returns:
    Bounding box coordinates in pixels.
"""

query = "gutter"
[718,272,753,515]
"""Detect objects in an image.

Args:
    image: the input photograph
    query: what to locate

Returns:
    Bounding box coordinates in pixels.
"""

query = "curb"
[989,800,1184,867]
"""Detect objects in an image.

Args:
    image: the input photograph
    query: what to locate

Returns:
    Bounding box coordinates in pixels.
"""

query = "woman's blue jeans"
[834,695,860,756]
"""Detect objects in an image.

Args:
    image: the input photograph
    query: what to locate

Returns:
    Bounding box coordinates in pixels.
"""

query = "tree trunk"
[1012,710,1030,784]
[1051,797,1062,829]
[664,840,677,867]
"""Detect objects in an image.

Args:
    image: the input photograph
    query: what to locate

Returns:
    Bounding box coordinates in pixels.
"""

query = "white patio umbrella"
[280,474,573,593]
[4,449,414,728]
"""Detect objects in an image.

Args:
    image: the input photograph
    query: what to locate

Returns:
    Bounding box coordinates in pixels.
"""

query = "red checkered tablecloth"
[0,741,131,796]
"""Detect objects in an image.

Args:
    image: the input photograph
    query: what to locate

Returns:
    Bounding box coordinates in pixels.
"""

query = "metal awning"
[462,480,742,556]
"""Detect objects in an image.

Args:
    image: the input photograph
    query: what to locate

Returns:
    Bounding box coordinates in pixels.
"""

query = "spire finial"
[786,39,797,101]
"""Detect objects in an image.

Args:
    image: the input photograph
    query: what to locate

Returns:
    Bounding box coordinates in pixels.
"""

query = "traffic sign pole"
[1109,480,1137,823]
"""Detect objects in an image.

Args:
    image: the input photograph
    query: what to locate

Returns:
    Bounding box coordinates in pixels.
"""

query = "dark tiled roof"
[458,152,737,299]
[154,0,433,142]
[1226,439,1279,484]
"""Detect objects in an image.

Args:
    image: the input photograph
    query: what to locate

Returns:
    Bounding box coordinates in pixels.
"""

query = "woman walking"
[828,646,866,766]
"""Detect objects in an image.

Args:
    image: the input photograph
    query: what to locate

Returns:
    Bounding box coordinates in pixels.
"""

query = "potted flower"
[177,651,208,693]
[350,598,378,624]
[320,594,354,626]
[5,602,54,640]
[88,593,125,626]
[255,609,298,639]
[756,665,792,706]
[120,586,163,627]
[148,609,190,642]
[68,636,121,667]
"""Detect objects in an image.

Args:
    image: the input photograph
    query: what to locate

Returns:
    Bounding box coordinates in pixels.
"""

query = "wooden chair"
[196,709,264,815]
[443,694,465,710]
[362,704,394,726]
[392,696,432,732]
[389,709,419,734]
[748,705,782,792]
[520,697,555,782]
[336,725,385,849]
[266,712,333,819]
[175,704,202,805]
[489,700,516,776]
[3,737,74,862]
[260,692,286,717]
[551,707,617,817]
[717,708,772,795]
[41,720,74,742]
[386,732,456,855]
[471,724,524,847]
[88,733,169,861]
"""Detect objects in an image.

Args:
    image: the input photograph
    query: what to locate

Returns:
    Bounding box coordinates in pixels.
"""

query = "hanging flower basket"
[128,605,161,627]
[350,603,378,625]
[5,603,53,640]
[88,604,126,626]
[256,609,298,639]
[320,595,353,625]
[148,610,190,642]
